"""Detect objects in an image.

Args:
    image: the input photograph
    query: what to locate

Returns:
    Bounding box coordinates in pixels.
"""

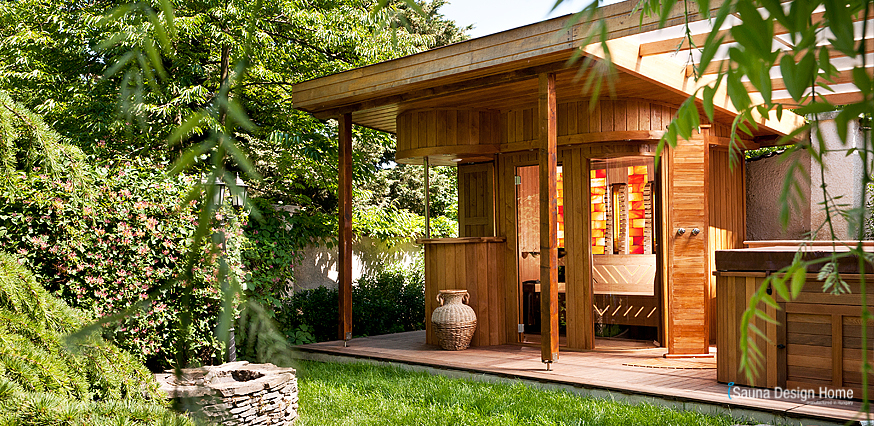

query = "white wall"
[291,236,421,291]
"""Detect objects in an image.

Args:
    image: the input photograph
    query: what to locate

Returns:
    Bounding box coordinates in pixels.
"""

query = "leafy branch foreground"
[0,251,193,425]
[296,361,766,426]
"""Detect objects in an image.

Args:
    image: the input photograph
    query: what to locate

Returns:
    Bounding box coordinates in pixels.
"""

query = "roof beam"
[583,38,803,136]
[690,39,874,76]
[742,68,861,92]
[310,61,576,119]
[639,9,874,57]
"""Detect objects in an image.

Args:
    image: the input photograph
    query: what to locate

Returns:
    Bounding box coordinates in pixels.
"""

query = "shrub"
[276,266,425,343]
[241,199,334,313]
[0,159,237,369]
[0,251,193,425]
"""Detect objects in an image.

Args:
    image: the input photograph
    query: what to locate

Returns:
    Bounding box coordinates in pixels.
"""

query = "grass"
[296,360,759,426]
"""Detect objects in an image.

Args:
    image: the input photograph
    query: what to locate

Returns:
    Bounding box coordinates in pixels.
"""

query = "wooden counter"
[419,237,506,347]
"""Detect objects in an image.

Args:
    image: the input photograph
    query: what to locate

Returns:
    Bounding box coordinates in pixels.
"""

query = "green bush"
[241,199,334,313]
[276,266,425,343]
[0,159,236,369]
[0,251,193,425]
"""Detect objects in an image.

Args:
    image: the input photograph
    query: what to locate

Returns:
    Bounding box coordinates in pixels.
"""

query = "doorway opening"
[590,156,661,346]
[515,164,567,345]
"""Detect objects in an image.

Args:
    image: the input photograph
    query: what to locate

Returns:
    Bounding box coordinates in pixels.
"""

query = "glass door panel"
[590,157,660,344]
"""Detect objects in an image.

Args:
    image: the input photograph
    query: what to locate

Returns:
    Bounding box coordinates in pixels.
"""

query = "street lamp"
[202,173,248,363]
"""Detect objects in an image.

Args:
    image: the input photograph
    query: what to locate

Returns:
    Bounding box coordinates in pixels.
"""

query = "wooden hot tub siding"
[717,247,874,397]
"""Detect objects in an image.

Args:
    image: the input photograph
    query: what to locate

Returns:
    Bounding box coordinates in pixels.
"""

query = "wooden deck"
[294,331,872,425]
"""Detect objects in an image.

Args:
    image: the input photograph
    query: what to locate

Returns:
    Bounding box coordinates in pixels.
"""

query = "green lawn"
[295,361,758,426]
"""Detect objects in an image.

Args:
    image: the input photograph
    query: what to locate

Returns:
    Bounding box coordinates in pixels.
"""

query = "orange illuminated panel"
[558,168,564,248]
[627,165,648,255]
[591,169,607,255]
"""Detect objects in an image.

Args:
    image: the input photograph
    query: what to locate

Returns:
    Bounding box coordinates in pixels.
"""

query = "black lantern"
[231,173,248,208]
[202,173,248,209]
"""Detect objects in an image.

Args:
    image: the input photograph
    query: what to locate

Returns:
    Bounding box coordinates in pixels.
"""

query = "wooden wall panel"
[561,147,595,350]
[716,274,782,388]
[502,99,678,147]
[717,272,874,397]
[665,134,710,355]
[708,147,745,344]
[396,109,501,164]
[423,239,506,347]
[458,163,496,237]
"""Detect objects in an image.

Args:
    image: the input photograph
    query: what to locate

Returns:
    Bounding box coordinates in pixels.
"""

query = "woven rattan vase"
[431,290,477,350]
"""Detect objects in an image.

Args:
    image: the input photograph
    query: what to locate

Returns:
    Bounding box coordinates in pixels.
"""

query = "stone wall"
[156,361,298,426]
[746,149,811,240]
[746,113,869,241]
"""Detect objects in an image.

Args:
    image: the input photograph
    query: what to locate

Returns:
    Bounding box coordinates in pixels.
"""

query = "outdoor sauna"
[400,98,750,356]
[291,0,804,360]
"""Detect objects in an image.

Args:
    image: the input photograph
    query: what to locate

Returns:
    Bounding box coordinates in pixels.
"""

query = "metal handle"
[677,228,686,236]
[436,293,444,306]
[691,228,700,236]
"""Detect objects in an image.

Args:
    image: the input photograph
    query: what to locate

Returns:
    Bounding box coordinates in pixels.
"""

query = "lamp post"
[203,173,248,363]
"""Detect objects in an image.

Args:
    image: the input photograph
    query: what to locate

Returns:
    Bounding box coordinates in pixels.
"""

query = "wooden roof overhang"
[292,0,817,151]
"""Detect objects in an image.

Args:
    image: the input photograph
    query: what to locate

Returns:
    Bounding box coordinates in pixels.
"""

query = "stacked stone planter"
[155,361,297,426]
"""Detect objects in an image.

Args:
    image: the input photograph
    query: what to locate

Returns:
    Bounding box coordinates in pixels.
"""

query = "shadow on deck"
[293,330,871,425]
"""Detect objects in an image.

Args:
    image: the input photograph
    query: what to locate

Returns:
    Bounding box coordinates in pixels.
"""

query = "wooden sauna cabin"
[291,0,805,359]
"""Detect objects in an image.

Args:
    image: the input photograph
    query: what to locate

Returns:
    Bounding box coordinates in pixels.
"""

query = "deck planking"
[295,330,871,425]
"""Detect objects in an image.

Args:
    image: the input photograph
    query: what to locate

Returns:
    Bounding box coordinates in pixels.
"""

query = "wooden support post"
[338,113,353,343]
[424,157,431,239]
[539,73,559,365]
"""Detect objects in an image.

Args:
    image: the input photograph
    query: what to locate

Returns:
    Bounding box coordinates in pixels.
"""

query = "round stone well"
[155,361,298,426]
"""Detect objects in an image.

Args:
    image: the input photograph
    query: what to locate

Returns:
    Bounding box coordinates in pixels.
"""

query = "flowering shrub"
[0,159,239,370]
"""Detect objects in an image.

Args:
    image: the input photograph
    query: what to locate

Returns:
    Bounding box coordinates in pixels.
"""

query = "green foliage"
[288,324,317,346]
[0,159,234,370]
[0,0,468,211]
[296,361,758,426]
[276,267,425,343]
[276,286,340,344]
[0,252,193,425]
[355,161,459,242]
[354,206,457,243]
[242,200,321,310]
[0,90,88,187]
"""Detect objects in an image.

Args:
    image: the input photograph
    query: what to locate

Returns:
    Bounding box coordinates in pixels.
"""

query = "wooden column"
[338,113,353,342]
[539,73,559,364]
